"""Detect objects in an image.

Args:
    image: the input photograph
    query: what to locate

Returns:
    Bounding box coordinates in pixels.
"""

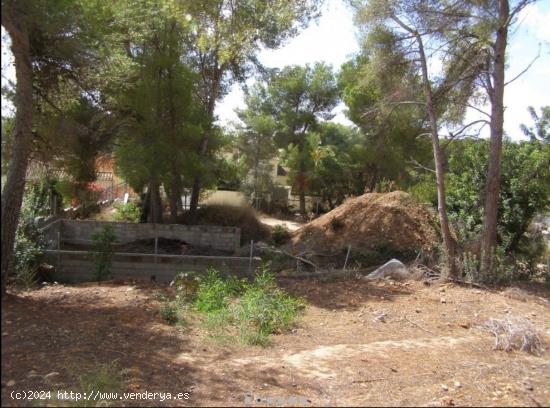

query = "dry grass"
[482,316,546,355]
[502,287,530,302]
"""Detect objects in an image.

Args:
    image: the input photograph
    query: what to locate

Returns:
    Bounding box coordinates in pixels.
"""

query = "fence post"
[57,231,61,273]
[248,240,254,275]
[343,244,351,270]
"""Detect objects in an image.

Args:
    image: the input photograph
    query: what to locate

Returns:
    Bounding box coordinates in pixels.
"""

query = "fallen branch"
[403,316,435,335]
[447,277,495,292]
[352,377,389,383]
[257,244,320,269]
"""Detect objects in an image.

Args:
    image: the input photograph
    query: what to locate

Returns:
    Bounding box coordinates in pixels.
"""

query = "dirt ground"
[2,278,549,407]
[259,216,304,232]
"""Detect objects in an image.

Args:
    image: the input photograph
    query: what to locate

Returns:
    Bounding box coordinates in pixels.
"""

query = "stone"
[44,372,60,380]
[365,259,409,281]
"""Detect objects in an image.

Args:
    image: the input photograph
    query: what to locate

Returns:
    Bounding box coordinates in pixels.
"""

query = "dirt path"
[2,279,549,407]
[259,216,304,232]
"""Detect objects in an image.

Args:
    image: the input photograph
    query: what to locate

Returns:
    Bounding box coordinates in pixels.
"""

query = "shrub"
[483,316,546,355]
[90,225,117,282]
[50,361,128,407]
[187,266,303,346]
[232,270,304,346]
[270,225,291,246]
[13,181,50,287]
[171,271,200,303]
[160,301,180,325]
[446,138,550,282]
[193,268,242,313]
[113,201,141,223]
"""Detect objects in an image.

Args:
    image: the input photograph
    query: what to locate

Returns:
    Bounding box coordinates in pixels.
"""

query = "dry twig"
[403,316,435,335]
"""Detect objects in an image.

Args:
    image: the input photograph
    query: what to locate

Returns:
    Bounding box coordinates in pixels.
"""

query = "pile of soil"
[291,191,441,259]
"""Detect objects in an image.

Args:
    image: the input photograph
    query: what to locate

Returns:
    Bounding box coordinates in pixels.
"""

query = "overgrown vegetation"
[162,266,303,346]
[53,361,129,407]
[270,225,291,246]
[13,181,52,288]
[90,225,117,282]
[112,201,141,223]
[446,138,550,282]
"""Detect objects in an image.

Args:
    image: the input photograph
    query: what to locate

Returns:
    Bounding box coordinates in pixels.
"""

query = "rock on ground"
[364,259,410,281]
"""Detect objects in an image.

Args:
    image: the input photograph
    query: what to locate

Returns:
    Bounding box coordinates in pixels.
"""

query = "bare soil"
[2,279,549,407]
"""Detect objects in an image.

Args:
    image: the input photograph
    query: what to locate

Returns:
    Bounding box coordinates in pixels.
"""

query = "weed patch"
[165,266,303,346]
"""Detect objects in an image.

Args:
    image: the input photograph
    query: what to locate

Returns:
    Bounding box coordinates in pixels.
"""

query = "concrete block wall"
[48,251,261,283]
[59,220,241,252]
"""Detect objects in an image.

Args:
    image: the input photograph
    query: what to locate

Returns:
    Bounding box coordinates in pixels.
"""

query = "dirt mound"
[291,191,440,259]
[178,204,270,245]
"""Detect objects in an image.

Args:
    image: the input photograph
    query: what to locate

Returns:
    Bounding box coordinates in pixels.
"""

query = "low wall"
[45,250,261,283]
[55,220,240,253]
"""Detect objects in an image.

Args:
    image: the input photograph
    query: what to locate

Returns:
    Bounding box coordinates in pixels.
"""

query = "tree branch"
[504,47,540,86]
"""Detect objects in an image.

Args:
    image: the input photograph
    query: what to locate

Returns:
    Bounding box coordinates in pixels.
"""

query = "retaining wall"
[44,250,261,283]
[48,220,241,253]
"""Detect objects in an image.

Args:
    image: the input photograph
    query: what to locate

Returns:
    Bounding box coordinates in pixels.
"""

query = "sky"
[215,0,550,140]
[2,0,550,139]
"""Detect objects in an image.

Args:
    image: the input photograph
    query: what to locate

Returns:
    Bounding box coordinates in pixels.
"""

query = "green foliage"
[408,176,438,206]
[447,139,550,255]
[172,266,303,346]
[160,301,180,325]
[520,106,549,143]
[193,268,243,313]
[270,225,291,246]
[338,43,433,193]
[232,267,304,346]
[447,136,550,281]
[90,225,117,282]
[112,201,141,223]
[13,182,52,287]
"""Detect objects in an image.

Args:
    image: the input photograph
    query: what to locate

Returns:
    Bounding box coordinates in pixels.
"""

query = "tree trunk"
[416,32,457,277]
[147,181,163,224]
[189,175,202,215]
[480,0,509,277]
[189,78,220,216]
[1,14,34,297]
[167,180,181,224]
[299,179,306,216]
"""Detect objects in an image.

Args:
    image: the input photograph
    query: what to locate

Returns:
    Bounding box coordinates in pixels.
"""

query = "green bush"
[179,266,303,346]
[270,225,291,246]
[13,181,51,287]
[113,201,141,222]
[90,225,117,282]
[160,301,180,325]
[232,268,304,346]
[446,138,550,282]
[408,178,437,206]
[193,268,243,313]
